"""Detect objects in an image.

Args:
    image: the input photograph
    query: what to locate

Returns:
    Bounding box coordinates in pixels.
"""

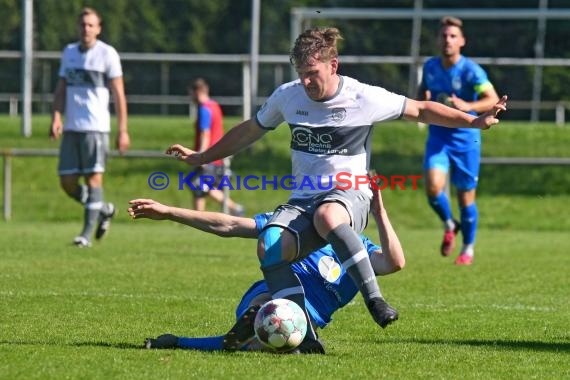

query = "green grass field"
[1,116,569,379]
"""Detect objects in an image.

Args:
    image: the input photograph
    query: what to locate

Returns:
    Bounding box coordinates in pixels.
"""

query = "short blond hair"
[290,27,343,68]
[78,7,102,26]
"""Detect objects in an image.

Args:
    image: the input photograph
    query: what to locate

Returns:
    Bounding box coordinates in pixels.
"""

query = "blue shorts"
[423,140,480,191]
[235,280,268,320]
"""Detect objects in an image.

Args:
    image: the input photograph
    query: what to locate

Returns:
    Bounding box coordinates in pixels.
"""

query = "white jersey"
[58,40,123,133]
[256,75,406,199]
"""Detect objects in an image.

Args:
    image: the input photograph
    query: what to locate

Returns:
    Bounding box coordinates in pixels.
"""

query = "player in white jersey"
[166,27,507,350]
[49,7,130,248]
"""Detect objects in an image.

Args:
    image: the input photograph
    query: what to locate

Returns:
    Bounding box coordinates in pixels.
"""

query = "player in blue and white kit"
[50,7,130,248]
[167,27,506,351]
[129,186,405,353]
[417,17,500,265]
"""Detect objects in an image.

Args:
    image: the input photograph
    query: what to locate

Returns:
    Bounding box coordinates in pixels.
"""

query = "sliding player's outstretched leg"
[258,226,325,353]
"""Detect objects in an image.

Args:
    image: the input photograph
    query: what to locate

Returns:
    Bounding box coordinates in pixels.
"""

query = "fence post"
[9,97,18,116]
[222,157,231,215]
[555,102,565,126]
[3,151,12,221]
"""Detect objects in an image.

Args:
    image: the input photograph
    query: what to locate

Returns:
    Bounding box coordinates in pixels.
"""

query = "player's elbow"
[391,251,406,272]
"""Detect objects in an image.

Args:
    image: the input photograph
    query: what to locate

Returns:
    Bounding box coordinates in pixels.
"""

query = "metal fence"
[5,3,570,136]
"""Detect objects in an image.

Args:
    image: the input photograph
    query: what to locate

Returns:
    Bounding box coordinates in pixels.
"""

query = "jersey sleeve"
[418,62,429,94]
[255,85,287,130]
[106,46,123,79]
[58,46,68,78]
[197,106,212,131]
[363,84,406,122]
[361,236,381,255]
[469,62,494,95]
[253,212,273,234]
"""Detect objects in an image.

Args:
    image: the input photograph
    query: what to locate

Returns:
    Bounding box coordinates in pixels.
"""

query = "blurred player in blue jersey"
[417,16,500,265]
[129,186,405,354]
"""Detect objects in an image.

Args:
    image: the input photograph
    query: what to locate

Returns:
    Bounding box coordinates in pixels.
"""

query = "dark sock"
[327,224,382,302]
[261,262,318,340]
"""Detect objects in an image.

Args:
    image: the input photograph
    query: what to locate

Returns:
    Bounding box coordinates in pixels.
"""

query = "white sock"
[461,244,474,257]
[444,219,456,231]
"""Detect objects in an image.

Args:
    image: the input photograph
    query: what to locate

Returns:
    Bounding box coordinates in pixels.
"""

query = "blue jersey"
[236,213,380,329]
[421,55,493,150]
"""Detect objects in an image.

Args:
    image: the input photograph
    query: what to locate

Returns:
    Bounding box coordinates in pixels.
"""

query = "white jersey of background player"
[50,8,129,248]
[58,39,122,133]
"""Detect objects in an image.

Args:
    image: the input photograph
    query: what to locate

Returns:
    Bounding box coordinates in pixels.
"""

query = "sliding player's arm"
[368,185,406,275]
[128,199,258,238]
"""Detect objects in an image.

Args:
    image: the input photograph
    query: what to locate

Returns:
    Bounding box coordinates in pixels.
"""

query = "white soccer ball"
[254,298,307,352]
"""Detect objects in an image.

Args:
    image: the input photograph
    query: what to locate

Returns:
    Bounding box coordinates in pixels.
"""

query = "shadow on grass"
[4,338,568,353]
[385,337,570,353]
[0,340,143,350]
[72,341,144,349]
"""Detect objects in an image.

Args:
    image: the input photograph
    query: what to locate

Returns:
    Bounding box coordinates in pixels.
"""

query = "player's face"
[78,13,101,49]
[296,55,338,101]
[438,25,465,58]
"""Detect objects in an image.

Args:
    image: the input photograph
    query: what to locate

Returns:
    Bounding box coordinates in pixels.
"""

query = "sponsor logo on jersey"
[65,68,106,87]
[289,125,370,155]
[317,256,342,283]
[331,108,346,122]
[291,126,333,147]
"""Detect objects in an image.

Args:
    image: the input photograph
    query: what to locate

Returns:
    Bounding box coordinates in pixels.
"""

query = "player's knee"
[258,227,296,267]
[313,202,349,236]
[258,227,283,267]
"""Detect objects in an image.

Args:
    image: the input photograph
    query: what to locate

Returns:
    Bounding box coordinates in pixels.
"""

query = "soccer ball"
[254,298,307,352]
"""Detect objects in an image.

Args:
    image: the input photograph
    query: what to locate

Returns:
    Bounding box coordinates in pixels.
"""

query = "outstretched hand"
[368,170,385,217]
[165,144,203,166]
[471,95,508,130]
[128,199,169,220]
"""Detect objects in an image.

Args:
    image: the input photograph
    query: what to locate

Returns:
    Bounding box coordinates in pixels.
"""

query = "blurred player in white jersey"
[166,27,507,351]
[50,7,130,247]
